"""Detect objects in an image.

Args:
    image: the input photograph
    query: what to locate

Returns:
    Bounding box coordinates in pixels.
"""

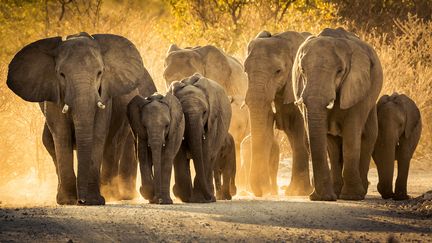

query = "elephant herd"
[6,28,421,205]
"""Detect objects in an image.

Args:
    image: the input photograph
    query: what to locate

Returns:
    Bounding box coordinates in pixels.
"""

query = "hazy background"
[0,0,431,204]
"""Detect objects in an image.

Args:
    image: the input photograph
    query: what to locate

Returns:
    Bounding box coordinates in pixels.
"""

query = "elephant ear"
[194,45,232,89]
[127,95,149,139]
[398,94,421,138]
[93,34,144,101]
[339,41,372,109]
[167,44,181,54]
[277,31,309,104]
[164,93,185,142]
[7,37,62,102]
[194,77,232,145]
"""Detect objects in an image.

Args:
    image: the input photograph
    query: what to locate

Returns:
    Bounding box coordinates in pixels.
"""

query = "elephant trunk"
[185,114,212,200]
[305,105,333,195]
[148,131,164,203]
[247,100,273,197]
[69,78,99,203]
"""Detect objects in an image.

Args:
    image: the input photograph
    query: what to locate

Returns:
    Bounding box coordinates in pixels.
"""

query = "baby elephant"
[214,133,237,200]
[127,93,185,204]
[373,93,421,200]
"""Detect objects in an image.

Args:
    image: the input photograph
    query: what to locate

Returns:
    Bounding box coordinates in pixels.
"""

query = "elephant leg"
[118,132,138,200]
[327,135,343,197]
[159,155,174,204]
[47,122,76,205]
[284,107,313,196]
[373,147,395,199]
[229,142,237,196]
[358,109,378,197]
[101,136,120,200]
[42,123,57,167]
[394,142,413,200]
[221,164,232,200]
[214,163,223,200]
[173,144,192,202]
[340,128,365,201]
[138,140,154,201]
[269,140,279,195]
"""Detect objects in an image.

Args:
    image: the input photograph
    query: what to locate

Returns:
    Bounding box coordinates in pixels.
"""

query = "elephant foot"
[339,184,366,201]
[189,189,214,203]
[56,186,77,205]
[78,194,106,206]
[216,190,232,200]
[139,185,154,201]
[150,196,173,205]
[380,192,394,200]
[173,184,191,202]
[285,181,313,196]
[309,189,337,201]
[393,193,410,201]
[230,184,237,196]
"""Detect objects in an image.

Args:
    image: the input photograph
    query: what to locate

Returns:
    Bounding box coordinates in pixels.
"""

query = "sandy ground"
[0,167,431,242]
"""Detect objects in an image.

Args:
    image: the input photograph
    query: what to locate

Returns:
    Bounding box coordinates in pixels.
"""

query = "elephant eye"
[337,68,343,74]
[97,70,102,78]
[275,69,282,74]
[60,72,66,79]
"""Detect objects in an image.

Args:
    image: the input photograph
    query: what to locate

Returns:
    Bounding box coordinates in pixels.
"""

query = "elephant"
[292,27,383,201]
[244,30,313,197]
[372,93,422,200]
[7,32,156,205]
[238,133,280,195]
[163,44,249,189]
[127,92,185,204]
[214,133,237,200]
[169,73,232,203]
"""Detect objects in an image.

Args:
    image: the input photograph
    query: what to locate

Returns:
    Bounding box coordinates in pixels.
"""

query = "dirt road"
[1,168,431,242]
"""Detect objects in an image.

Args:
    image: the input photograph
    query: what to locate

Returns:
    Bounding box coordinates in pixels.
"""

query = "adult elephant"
[244,31,313,197]
[7,32,156,205]
[292,27,383,201]
[169,74,232,203]
[163,44,249,188]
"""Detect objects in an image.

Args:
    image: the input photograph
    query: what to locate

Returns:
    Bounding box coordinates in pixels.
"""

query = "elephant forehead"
[143,102,170,123]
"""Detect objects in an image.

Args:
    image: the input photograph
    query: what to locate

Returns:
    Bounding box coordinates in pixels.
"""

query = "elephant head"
[127,92,185,204]
[170,73,231,202]
[292,27,380,199]
[7,32,146,203]
[243,30,309,195]
[163,44,232,89]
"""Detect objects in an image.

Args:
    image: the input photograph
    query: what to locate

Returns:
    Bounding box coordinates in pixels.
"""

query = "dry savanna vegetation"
[0,0,431,204]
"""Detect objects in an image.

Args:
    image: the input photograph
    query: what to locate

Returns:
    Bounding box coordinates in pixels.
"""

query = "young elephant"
[127,93,185,204]
[372,93,421,200]
[169,73,232,203]
[214,133,237,200]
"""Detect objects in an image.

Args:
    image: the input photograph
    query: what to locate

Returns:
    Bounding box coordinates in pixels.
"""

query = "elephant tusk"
[294,97,303,106]
[162,143,166,147]
[202,134,206,140]
[326,99,335,109]
[62,104,69,114]
[97,101,106,109]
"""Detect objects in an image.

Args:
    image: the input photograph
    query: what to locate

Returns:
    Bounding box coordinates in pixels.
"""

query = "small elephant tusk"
[202,134,206,140]
[162,143,166,147]
[62,104,69,114]
[97,101,106,109]
[294,97,303,106]
[326,99,335,109]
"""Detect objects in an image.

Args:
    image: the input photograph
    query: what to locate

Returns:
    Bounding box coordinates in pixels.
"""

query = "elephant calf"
[214,133,237,200]
[127,93,185,204]
[372,93,422,200]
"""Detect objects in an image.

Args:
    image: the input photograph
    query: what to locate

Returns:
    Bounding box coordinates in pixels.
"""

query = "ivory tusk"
[97,101,106,109]
[62,104,69,114]
[294,97,303,106]
[202,134,206,140]
[162,143,166,147]
[326,99,335,109]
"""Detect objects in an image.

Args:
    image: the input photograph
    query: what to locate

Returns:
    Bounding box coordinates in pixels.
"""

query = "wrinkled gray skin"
[127,93,185,204]
[372,93,421,200]
[239,133,279,195]
[164,44,249,189]
[214,133,237,200]
[293,27,383,201]
[244,31,312,197]
[7,33,156,205]
[170,74,232,203]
